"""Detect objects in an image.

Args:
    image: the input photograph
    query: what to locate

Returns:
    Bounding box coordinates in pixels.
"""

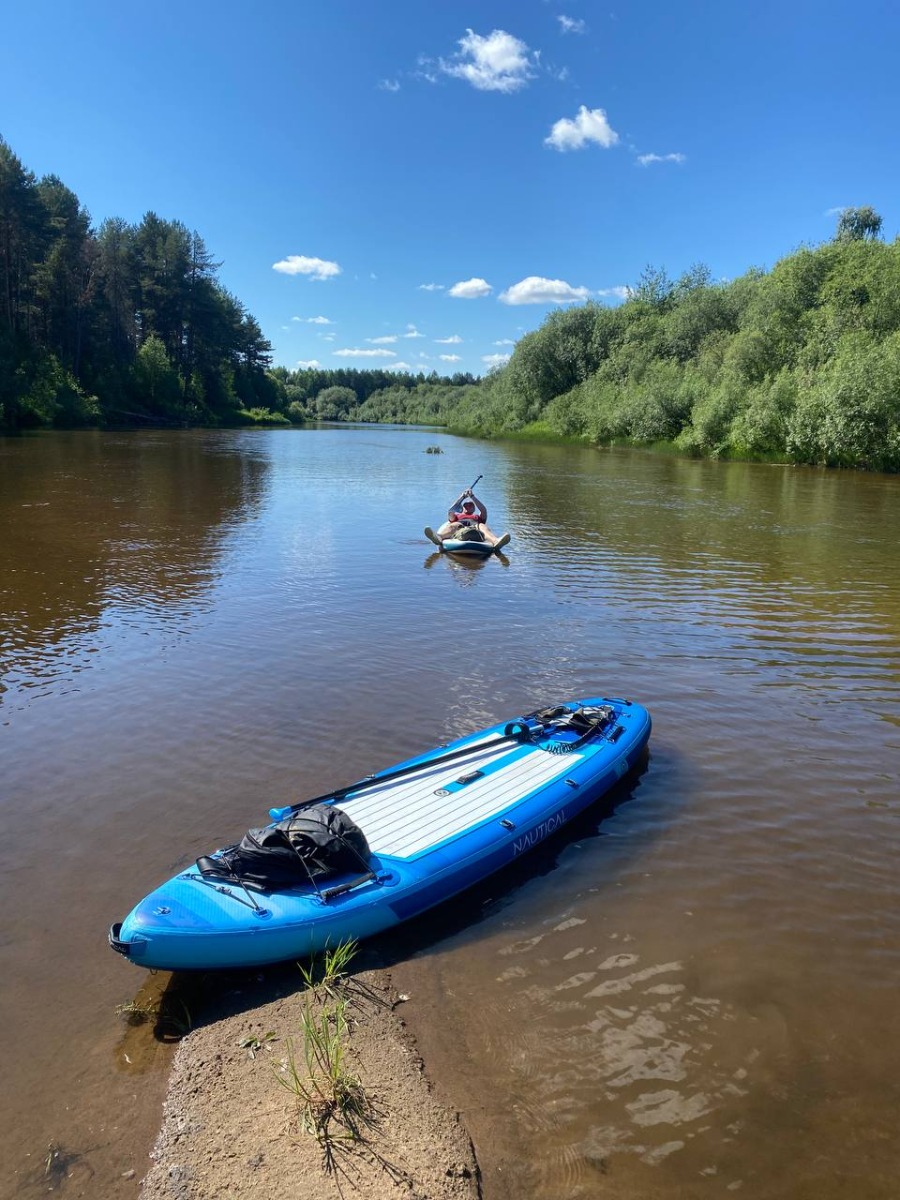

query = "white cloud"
[333,347,397,358]
[596,286,630,301]
[296,359,322,369]
[439,354,462,362]
[558,15,587,34]
[292,315,334,324]
[545,106,619,152]
[435,334,463,344]
[500,276,591,305]
[636,152,686,167]
[387,361,413,370]
[418,282,444,291]
[366,335,398,344]
[449,277,493,299]
[416,59,439,86]
[482,353,511,367]
[440,29,537,93]
[379,79,400,92]
[403,324,426,338]
[273,255,342,280]
[493,338,515,346]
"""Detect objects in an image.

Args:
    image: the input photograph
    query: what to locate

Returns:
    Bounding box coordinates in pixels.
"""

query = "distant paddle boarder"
[425,486,510,550]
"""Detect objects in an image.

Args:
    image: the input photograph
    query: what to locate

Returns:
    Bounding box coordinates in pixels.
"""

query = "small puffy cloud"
[449,277,493,299]
[418,282,444,291]
[292,315,334,324]
[379,79,400,92]
[500,276,591,305]
[493,338,515,346]
[440,28,537,93]
[366,335,398,344]
[545,106,619,152]
[333,347,397,358]
[439,354,462,362]
[636,152,686,167]
[273,255,341,280]
[403,324,425,338]
[558,15,587,34]
[482,353,511,367]
[596,286,630,301]
[435,334,463,344]
[296,359,322,369]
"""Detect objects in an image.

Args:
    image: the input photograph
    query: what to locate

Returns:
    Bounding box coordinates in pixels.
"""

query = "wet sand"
[139,965,480,1200]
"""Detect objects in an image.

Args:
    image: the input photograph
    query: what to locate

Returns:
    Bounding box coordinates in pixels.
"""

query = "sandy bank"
[139,966,480,1200]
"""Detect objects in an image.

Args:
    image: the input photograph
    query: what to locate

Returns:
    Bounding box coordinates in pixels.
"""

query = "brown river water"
[1,427,898,1199]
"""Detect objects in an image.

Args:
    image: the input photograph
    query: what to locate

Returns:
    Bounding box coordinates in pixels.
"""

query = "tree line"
[0,137,277,430]
[448,207,900,472]
[3,130,897,473]
[266,367,478,426]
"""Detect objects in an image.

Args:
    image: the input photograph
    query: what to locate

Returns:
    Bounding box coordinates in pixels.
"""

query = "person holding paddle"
[425,485,510,550]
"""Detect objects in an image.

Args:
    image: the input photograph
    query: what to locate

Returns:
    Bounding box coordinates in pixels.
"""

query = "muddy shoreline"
[138,964,480,1200]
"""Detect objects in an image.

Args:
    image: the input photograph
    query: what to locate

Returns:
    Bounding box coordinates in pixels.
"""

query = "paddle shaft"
[272,722,539,819]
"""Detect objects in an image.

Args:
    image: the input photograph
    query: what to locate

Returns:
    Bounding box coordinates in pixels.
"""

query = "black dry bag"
[197,804,370,892]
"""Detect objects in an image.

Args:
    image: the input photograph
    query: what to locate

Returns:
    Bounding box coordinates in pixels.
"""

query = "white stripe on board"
[341,743,586,859]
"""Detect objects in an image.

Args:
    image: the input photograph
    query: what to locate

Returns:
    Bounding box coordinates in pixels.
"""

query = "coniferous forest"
[0,138,283,429]
[2,133,899,470]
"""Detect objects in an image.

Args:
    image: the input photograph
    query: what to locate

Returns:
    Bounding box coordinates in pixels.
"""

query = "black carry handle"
[270,718,540,820]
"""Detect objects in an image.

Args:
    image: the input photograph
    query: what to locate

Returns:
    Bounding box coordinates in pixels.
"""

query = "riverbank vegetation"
[0,137,277,429]
[454,207,900,471]
[0,138,476,432]
[2,131,897,470]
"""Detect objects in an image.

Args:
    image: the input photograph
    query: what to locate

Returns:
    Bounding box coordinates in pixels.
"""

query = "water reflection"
[2,430,899,1200]
[0,432,268,705]
[423,549,510,581]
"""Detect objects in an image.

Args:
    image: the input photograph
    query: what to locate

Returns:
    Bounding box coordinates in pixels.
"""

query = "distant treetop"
[835,206,883,242]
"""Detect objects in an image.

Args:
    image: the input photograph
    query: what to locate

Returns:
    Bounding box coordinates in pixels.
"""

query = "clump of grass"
[275,940,381,1171]
[115,994,192,1037]
[425,444,443,453]
[238,1030,278,1059]
[298,939,358,1001]
[115,999,159,1026]
[276,995,374,1168]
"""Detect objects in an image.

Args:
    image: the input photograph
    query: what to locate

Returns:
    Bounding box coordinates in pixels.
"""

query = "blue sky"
[2,0,898,378]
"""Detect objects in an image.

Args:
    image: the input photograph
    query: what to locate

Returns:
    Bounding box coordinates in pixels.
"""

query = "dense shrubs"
[455,215,900,471]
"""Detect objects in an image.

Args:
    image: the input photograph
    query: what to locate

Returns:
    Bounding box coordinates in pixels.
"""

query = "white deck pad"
[342,741,586,859]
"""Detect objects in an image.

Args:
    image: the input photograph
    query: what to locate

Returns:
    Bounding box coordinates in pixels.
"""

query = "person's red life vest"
[452,507,482,525]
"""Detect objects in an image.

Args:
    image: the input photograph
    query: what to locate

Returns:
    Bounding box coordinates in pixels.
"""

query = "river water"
[1,427,898,1199]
